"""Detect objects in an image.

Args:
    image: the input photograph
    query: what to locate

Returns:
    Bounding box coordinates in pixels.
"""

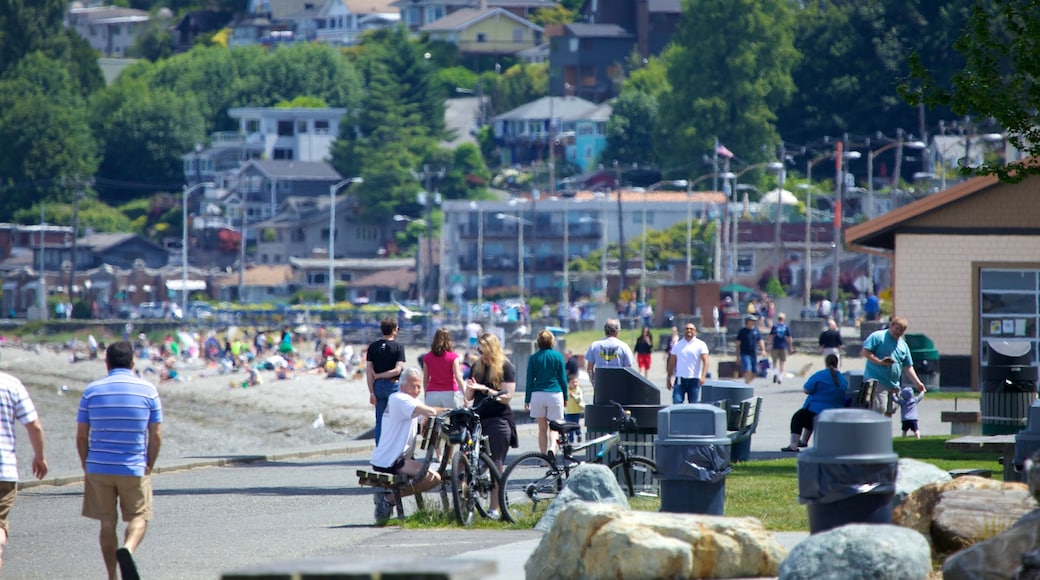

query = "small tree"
[764,277,785,298]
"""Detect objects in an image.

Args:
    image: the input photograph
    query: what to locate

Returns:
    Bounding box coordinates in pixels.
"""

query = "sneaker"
[797,441,809,448]
[373,493,394,524]
[116,547,140,580]
[486,508,500,520]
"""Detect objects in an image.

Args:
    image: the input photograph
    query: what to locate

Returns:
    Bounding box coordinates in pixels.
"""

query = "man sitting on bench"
[371,367,447,524]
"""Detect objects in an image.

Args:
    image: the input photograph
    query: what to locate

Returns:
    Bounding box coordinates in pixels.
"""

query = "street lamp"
[726,163,773,283]
[802,151,832,309]
[328,177,363,306]
[182,181,215,318]
[469,201,484,314]
[394,214,428,306]
[767,161,786,283]
[496,212,532,304]
[832,144,862,310]
[642,180,687,303]
[580,215,608,297]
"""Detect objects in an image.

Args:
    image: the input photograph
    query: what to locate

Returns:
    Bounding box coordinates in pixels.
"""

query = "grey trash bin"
[982,341,1039,435]
[700,381,754,461]
[1014,400,1040,481]
[797,408,898,534]
[655,404,732,515]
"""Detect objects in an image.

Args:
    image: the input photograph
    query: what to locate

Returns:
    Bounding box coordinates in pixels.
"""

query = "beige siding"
[895,234,1040,357]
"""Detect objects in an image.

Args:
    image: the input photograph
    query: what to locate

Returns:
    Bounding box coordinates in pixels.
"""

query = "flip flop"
[116,547,140,580]
[780,447,800,453]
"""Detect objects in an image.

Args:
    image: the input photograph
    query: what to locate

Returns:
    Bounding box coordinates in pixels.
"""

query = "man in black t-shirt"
[366,316,406,444]
[818,318,844,363]
[735,316,764,385]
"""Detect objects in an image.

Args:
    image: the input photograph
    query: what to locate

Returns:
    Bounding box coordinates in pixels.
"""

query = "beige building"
[847,172,1040,390]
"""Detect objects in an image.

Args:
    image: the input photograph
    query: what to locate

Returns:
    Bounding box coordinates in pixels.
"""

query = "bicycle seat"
[548,420,582,434]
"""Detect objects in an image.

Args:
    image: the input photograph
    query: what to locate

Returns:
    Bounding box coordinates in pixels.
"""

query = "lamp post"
[802,151,832,309]
[182,181,215,318]
[832,142,862,310]
[580,215,608,297]
[469,201,484,314]
[767,160,786,283]
[328,177,363,306]
[561,197,569,329]
[865,132,925,293]
[394,214,428,306]
[496,212,532,304]
[642,180,688,302]
[413,166,445,308]
[726,163,773,283]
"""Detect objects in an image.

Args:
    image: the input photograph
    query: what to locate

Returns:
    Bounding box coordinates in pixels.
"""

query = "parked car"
[138,302,164,319]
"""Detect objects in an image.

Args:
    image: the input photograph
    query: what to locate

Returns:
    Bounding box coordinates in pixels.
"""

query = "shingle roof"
[246,160,343,180]
[349,267,413,291]
[492,96,603,122]
[420,7,541,32]
[563,23,632,38]
[647,0,681,13]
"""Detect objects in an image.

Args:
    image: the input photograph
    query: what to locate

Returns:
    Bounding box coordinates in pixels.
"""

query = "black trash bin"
[982,341,1039,436]
[904,334,940,392]
[700,381,754,461]
[1014,401,1040,482]
[797,408,898,534]
[655,404,732,514]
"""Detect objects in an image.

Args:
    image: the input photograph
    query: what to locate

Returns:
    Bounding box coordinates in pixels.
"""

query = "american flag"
[716,144,734,159]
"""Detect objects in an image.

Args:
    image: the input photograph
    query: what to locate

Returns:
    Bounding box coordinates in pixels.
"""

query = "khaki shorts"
[528,391,565,421]
[425,390,462,409]
[0,481,17,533]
[82,473,153,522]
[771,349,788,363]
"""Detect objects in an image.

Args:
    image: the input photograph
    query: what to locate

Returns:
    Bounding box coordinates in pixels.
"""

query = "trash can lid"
[991,340,1032,358]
[797,409,898,464]
[655,404,727,439]
[910,348,940,360]
[904,333,935,351]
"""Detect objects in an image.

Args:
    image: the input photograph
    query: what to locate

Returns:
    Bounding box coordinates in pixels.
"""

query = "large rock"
[525,502,785,579]
[893,475,1034,556]
[778,524,931,580]
[893,458,952,507]
[534,464,629,532]
[943,510,1040,579]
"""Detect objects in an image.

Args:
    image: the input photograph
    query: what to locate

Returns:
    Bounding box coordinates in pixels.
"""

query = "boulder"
[893,458,951,507]
[893,475,1033,556]
[943,510,1040,579]
[525,502,785,579]
[778,523,931,580]
[534,464,629,532]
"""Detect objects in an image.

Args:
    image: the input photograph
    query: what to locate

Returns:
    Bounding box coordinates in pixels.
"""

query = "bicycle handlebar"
[608,400,640,432]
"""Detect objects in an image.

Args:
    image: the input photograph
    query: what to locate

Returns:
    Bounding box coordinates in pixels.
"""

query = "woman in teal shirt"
[525,329,569,454]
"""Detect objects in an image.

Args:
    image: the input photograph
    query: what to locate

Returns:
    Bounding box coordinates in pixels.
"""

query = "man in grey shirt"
[585,319,635,384]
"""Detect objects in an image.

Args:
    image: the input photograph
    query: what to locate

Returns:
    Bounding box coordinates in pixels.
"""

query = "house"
[516,42,549,64]
[252,192,389,267]
[419,8,543,56]
[65,4,150,57]
[227,107,347,163]
[394,0,559,32]
[492,96,610,171]
[349,266,413,303]
[229,0,313,47]
[846,171,1040,390]
[173,10,233,52]
[308,0,399,45]
[214,264,298,303]
[223,160,343,229]
[72,233,171,271]
[288,256,414,301]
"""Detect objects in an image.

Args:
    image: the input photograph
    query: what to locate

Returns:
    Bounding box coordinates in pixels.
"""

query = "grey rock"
[894,457,952,507]
[943,510,1040,580]
[779,524,931,580]
[533,463,629,532]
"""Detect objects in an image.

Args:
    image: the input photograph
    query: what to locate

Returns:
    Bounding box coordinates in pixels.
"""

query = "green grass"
[394,436,1004,532]
[924,391,980,400]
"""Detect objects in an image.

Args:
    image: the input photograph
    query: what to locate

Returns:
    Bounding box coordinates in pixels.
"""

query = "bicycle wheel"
[473,452,502,520]
[499,452,562,524]
[609,456,658,498]
[451,450,476,526]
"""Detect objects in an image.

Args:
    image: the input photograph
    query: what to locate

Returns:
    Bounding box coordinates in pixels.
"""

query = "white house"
[65,3,150,57]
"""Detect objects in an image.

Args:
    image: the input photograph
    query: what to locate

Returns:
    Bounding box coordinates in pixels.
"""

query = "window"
[355,226,378,241]
[315,120,330,134]
[291,229,305,243]
[476,33,487,43]
[569,38,578,52]
[277,120,294,136]
[297,120,308,134]
[736,253,754,274]
[979,268,1040,373]
[512,28,524,42]
[273,148,293,160]
[245,119,260,133]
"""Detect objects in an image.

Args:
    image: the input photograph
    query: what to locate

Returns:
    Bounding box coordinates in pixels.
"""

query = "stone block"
[778,524,931,580]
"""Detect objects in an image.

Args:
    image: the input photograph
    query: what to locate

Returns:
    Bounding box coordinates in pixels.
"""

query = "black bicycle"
[497,401,657,523]
[440,403,502,526]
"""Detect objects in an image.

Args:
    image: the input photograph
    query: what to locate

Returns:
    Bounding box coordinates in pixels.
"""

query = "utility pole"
[613,160,627,300]
[66,176,91,299]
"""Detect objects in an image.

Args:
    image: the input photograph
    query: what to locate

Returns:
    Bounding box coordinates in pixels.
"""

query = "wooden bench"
[356,416,449,520]
[945,435,1016,481]
[728,397,763,461]
[941,410,982,436]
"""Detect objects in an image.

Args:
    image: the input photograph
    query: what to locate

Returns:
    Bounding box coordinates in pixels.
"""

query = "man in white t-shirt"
[465,321,483,349]
[585,319,635,385]
[667,323,710,403]
[369,367,445,524]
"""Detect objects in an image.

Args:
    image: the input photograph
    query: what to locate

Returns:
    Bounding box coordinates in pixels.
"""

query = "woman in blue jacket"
[781,353,847,452]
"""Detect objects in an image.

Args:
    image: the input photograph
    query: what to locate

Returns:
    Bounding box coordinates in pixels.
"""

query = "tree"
[600,90,659,169]
[529,5,575,26]
[486,63,547,116]
[906,0,1040,180]
[658,0,798,170]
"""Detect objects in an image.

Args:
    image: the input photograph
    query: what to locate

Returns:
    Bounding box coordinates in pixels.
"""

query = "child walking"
[564,374,585,443]
[896,386,926,438]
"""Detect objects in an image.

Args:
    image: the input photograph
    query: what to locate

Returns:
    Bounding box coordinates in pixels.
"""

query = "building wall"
[895,234,1040,359]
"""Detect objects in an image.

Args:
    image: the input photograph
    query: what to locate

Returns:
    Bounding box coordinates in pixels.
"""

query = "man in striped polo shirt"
[77,341,162,580]
[0,371,48,573]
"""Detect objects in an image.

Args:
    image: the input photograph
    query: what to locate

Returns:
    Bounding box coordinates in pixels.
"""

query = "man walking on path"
[735,316,765,384]
[861,317,926,416]
[585,319,635,385]
[818,318,844,361]
[0,371,47,574]
[366,316,406,444]
[77,341,162,580]
[667,323,709,403]
[769,313,794,384]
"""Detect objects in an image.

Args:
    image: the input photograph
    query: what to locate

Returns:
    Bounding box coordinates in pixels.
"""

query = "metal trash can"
[904,333,940,392]
[982,341,1039,435]
[1014,400,1040,481]
[797,408,899,534]
[700,381,754,461]
[655,404,732,515]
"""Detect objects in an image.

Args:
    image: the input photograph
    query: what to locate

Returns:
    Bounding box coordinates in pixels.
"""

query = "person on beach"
[525,330,568,455]
[77,341,162,580]
[781,353,846,452]
[0,371,48,574]
[422,328,465,409]
[370,368,447,524]
[366,317,405,444]
[585,319,634,385]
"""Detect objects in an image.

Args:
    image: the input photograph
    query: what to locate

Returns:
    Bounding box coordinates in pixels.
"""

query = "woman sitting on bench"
[781,354,847,452]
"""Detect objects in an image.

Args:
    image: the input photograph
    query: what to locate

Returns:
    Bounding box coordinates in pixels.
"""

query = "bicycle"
[440,402,503,526]
[497,401,657,523]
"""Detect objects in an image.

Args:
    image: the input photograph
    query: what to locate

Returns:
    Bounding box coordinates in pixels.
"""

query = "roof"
[493,96,603,122]
[391,0,559,8]
[647,0,681,13]
[69,6,150,24]
[343,0,398,14]
[563,23,632,39]
[77,233,159,253]
[845,172,1002,251]
[290,257,414,270]
[349,267,413,291]
[420,8,542,32]
[216,264,293,287]
[242,160,343,181]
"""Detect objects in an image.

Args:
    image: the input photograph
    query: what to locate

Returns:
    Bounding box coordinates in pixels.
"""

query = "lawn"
[397,435,1003,532]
